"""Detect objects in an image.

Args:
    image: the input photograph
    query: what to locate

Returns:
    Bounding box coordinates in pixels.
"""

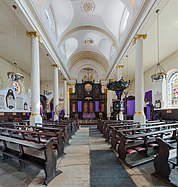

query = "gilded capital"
[116,65,124,69]
[26,31,42,43]
[132,34,147,45]
[51,64,58,68]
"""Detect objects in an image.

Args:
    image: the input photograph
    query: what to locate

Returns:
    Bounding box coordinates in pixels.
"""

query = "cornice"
[15,0,70,80]
[107,0,159,79]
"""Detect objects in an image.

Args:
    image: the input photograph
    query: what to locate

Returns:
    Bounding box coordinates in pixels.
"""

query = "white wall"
[130,50,178,108]
[0,57,31,112]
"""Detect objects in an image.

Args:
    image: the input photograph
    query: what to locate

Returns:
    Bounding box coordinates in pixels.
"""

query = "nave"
[0,125,172,187]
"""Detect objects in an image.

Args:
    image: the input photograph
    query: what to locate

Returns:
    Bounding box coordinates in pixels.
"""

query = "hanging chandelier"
[7,62,24,82]
[151,9,166,82]
[7,5,24,83]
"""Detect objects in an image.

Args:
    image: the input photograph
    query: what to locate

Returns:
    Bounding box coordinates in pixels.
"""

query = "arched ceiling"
[20,0,147,80]
[68,51,109,71]
[0,0,178,84]
[1,0,177,84]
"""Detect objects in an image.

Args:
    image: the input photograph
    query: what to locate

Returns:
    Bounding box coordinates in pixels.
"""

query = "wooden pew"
[44,120,79,134]
[104,122,140,141]
[0,121,72,148]
[0,127,64,157]
[102,121,122,137]
[117,125,177,167]
[103,121,165,147]
[40,123,73,139]
[0,135,57,184]
[110,122,174,150]
[97,120,120,133]
[31,126,70,146]
[110,123,141,149]
[153,137,178,186]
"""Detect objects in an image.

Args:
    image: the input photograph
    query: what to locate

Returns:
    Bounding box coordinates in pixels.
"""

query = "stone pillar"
[116,65,124,81]
[63,80,68,118]
[161,79,167,108]
[133,34,147,124]
[72,84,75,93]
[52,64,59,121]
[116,65,124,120]
[26,31,42,126]
[67,84,70,118]
[107,90,112,118]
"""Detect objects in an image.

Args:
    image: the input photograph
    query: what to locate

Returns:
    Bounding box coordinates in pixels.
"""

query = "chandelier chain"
[156,9,160,65]
[13,5,17,64]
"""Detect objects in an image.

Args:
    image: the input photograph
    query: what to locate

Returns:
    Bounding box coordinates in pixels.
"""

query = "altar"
[69,80,107,119]
[82,113,96,119]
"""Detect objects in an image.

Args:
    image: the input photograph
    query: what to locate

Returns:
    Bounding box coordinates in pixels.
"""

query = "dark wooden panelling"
[153,109,178,120]
[0,112,29,122]
[70,81,107,118]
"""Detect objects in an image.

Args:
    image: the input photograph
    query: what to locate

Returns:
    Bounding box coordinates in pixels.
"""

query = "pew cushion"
[128,132,133,135]
[165,132,171,135]
[149,143,158,148]
[116,140,120,144]
[150,135,157,137]
[126,139,134,143]
[126,149,137,154]
[40,135,46,138]
[136,137,144,140]
[52,137,58,140]
[134,146,146,152]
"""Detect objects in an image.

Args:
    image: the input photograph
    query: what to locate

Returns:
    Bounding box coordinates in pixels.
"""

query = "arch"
[98,39,112,60]
[69,60,106,81]
[50,0,73,37]
[58,25,118,49]
[68,51,109,72]
[63,37,78,60]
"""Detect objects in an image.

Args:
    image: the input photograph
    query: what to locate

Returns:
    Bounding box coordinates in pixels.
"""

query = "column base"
[54,114,59,121]
[116,114,119,121]
[119,111,124,121]
[30,115,42,126]
[134,113,146,124]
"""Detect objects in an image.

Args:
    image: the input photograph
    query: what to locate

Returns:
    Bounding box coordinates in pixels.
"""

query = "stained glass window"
[168,72,178,107]
[13,81,20,94]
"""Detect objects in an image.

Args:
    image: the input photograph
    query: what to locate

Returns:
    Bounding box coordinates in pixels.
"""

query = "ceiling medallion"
[84,38,94,45]
[82,0,95,14]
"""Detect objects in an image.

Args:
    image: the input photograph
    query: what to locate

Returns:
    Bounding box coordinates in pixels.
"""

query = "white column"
[161,79,167,108]
[72,84,75,93]
[67,85,70,118]
[116,65,124,120]
[133,35,147,124]
[27,32,42,126]
[116,65,123,81]
[53,65,59,121]
[63,80,68,118]
[107,90,112,118]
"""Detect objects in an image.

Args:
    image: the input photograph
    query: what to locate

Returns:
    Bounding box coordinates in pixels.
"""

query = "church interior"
[0,0,178,186]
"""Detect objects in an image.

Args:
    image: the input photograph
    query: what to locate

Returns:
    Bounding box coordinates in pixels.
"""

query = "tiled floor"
[28,126,171,187]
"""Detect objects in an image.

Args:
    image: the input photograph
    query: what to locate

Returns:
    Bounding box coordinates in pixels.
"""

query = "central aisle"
[49,127,90,187]
[89,126,136,187]
[29,126,136,187]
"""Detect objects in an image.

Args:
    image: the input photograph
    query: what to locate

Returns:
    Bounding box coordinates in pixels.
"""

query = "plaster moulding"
[81,0,95,14]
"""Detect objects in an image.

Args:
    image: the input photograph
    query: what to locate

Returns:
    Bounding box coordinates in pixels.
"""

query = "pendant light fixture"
[7,5,24,83]
[151,9,166,82]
